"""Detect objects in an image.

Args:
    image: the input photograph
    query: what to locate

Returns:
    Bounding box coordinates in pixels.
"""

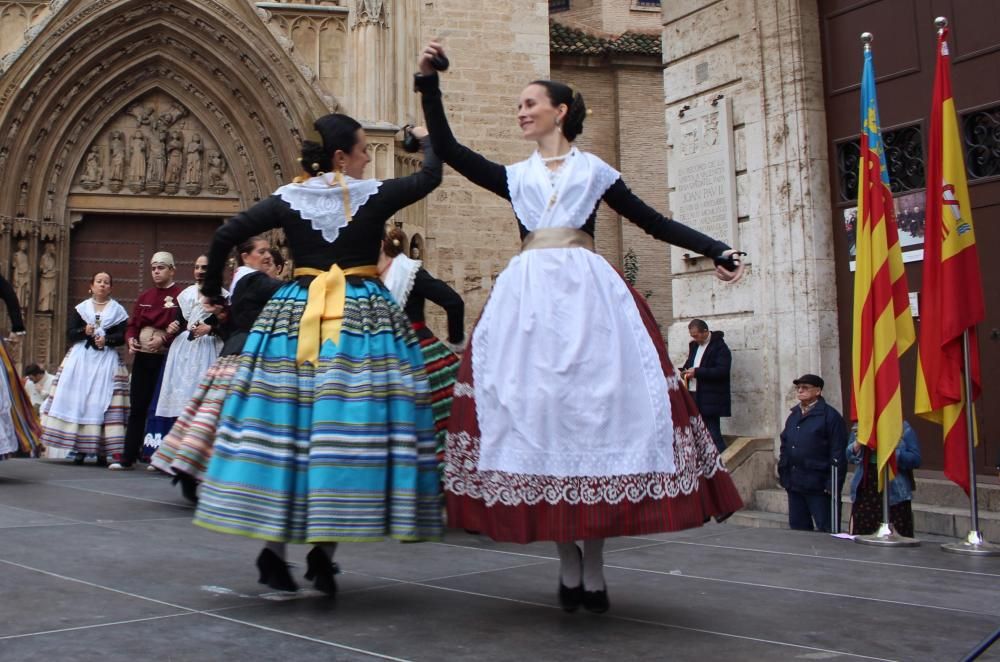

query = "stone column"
[348,0,391,123]
[662,0,840,443]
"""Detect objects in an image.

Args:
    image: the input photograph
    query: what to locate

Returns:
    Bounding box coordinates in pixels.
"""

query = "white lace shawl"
[75,298,128,338]
[274,173,382,243]
[505,147,621,232]
[382,254,422,307]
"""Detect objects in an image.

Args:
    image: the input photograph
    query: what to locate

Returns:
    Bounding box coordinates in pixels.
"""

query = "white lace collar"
[505,146,620,232]
[274,172,382,243]
[381,254,422,307]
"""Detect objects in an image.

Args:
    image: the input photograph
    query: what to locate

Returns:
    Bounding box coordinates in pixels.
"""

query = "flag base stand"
[941,530,1000,556]
[855,522,920,547]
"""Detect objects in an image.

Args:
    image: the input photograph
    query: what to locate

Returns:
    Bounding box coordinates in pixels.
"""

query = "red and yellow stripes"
[850,46,914,491]
[914,28,984,494]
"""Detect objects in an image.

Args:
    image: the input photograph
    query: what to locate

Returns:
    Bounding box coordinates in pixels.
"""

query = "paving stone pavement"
[1,458,998,661]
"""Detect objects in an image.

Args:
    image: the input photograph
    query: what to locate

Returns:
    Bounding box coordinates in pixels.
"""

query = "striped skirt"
[194,279,442,544]
[0,340,41,458]
[150,354,240,481]
[444,278,744,544]
[413,324,460,467]
[41,360,129,460]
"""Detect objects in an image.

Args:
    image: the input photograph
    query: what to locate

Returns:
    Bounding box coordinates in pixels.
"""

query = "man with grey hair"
[681,319,732,453]
[110,252,184,470]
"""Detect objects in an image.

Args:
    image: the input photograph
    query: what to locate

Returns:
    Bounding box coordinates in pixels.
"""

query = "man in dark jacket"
[681,319,731,452]
[778,374,848,532]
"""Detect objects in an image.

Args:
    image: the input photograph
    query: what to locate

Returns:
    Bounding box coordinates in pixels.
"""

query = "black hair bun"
[300,140,330,176]
[562,92,587,142]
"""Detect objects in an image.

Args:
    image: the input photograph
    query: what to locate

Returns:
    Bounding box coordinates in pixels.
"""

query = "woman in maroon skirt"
[415,42,746,614]
[378,226,464,470]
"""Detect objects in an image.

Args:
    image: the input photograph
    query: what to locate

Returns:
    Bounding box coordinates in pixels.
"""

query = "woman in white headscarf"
[41,272,130,465]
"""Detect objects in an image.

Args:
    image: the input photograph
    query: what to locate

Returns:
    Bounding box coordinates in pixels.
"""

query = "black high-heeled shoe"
[558,545,584,612]
[582,588,610,614]
[304,547,338,596]
[256,548,298,592]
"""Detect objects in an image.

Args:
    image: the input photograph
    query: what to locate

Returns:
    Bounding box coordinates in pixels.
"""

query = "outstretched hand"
[418,41,446,76]
[714,249,746,283]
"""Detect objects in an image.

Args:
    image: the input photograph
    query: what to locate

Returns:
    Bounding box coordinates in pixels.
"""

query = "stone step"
[906,477,1000,511]
[841,473,1000,511]
[747,487,1000,541]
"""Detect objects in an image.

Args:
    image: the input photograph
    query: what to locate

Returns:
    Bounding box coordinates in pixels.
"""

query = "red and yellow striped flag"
[850,43,915,491]
[914,26,984,495]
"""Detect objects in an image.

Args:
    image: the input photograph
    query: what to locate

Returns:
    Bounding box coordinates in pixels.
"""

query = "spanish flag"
[851,43,915,491]
[914,26,985,495]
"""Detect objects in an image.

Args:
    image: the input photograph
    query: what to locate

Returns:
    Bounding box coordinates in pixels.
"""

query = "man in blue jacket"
[778,374,848,532]
[682,319,732,453]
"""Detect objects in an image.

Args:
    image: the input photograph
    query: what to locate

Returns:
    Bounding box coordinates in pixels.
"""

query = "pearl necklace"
[539,149,574,163]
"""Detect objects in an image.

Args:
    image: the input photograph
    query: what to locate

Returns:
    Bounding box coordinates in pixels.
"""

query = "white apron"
[45,299,129,425]
[472,147,675,478]
[154,284,225,418]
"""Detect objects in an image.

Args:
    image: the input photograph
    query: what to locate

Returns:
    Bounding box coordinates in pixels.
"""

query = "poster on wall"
[845,191,926,271]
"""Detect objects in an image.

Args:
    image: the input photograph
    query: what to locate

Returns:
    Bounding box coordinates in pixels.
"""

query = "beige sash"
[520,227,594,252]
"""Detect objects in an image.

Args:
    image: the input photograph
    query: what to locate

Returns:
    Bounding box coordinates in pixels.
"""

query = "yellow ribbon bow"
[294,264,379,366]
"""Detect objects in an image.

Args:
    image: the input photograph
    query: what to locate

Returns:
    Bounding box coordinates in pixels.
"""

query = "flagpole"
[930,15,998,556]
[941,329,999,555]
[852,29,919,548]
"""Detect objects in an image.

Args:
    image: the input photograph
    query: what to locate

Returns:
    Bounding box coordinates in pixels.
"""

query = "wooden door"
[820,0,1000,473]
[68,215,224,360]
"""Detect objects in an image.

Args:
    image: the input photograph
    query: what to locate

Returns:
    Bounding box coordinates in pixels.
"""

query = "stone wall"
[553,0,661,35]
[551,58,673,326]
[418,0,550,327]
[661,0,840,442]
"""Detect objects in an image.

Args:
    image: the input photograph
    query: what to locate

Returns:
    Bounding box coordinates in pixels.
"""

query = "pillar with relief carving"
[348,0,392,123]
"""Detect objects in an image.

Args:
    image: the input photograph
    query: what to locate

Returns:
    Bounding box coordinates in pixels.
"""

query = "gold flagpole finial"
[860,32,873,52]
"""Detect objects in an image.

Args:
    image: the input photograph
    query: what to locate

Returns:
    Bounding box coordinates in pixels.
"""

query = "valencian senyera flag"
[914,26,985,495]
[850,43,915,492]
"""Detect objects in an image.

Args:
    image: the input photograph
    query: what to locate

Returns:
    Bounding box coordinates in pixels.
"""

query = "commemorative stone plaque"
[669,97,738,272]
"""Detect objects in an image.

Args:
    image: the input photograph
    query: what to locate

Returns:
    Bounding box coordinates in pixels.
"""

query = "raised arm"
[203,198,282,298]
[415,72,510,200]
[369,134,442,217]
[602,179,730,258]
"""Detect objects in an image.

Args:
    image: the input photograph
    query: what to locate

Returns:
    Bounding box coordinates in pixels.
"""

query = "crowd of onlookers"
[18,244,285,471]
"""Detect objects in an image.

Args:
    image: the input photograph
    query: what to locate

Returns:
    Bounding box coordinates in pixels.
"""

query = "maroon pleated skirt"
[443,280,744,543]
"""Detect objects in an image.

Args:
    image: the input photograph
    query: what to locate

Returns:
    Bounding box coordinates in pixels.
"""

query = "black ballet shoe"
[582,588,610,614]
[559,582,584,612]
[256,548,299,593]
[304,547,338,596]
[172,473,199,505]
[558,545,584,612]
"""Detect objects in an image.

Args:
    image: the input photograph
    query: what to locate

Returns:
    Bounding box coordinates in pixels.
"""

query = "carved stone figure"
[164,130,184,194]
[184,133,203,195]
[146,130,167,194]
[127,132,148,193]
[80,146,103,190]
[127,103,155,128]
[156,102,187,131]
[12,239,30,308]
[206,150,228,194]
[36,242,57,313]
[108,130,126,192]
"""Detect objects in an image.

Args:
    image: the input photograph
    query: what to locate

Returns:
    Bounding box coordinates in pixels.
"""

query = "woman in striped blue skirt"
[193,115,443,596]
